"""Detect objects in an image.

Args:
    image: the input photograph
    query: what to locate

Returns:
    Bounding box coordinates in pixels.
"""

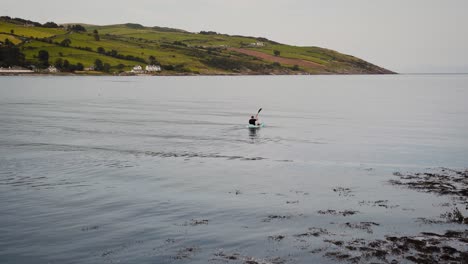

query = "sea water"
[0,75,467,263]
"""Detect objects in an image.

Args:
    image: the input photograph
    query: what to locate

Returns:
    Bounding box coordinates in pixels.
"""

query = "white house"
[0,66,34,73]
[248,42,265,47]
[47,66,58,73]
[131,65,144,73]
[145,65,161,72]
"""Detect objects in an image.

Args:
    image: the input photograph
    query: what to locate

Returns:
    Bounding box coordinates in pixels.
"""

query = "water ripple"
[1,141,268,161]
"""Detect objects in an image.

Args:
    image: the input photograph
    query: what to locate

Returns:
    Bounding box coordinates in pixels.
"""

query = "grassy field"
[21,41,136,69]
[0,33,22,45]
[0,22,64,38]
[52,32,210,68]
[0,18,393,74]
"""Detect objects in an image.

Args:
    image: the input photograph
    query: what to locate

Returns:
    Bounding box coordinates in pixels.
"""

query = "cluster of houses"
[197,42,265,49]
[0,64,162,74]
[49,64,162,74]
[47,66,58,73]
[247,42,265,47]
[130,65,161,74]
[0,66,59,73]
[0,66,34,73]
[82,64,161,74]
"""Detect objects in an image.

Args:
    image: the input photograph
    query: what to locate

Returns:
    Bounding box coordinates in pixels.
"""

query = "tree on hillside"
[148,55,158,65]
[172,41,187,47]
[55,59,80,72]
[63,59,70,70]
[109,50,118,57]
[54,58,63,68]
[67,24,87,32]
[76,63,84,71]
[103,63,111,73]
[0,45,25,67]
[60,39,71,47]
[4,39,12,47]
[93,29,100,41]
[3,17,41,27]
[10,29,14,34]
[97,47,105,54]
[43,22,59,28]
[94,59,104,71]
[274,50,280,56]
[38,50,49,67]
[199,31,218,35]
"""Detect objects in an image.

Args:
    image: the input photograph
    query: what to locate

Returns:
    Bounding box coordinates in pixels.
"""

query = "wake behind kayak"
[247,123,265,129]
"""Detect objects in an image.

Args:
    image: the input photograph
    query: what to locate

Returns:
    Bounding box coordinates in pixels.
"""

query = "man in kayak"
[249,115,259,125]
[249,108,262,126]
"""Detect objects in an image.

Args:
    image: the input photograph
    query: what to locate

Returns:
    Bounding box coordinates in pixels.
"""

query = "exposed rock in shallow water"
[390,168,468,207]
[358,199,399,209]
[262,214,297,222]
[187,219,209,226]
[294,227,331,238]
[333,187,354,197]
[324,251,354,261]
[212,250,287,264]
[174,246,199,260]
[213,251,241,261]
[440,207,468,224]
[268,235,286,241]
[317,209,360,216]
[343,222,380,234]
[322,231,468,264]
[413,207,468,225]
[415,217,446,225]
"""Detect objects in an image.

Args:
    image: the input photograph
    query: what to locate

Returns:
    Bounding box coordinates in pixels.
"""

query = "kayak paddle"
[256,108,262,118]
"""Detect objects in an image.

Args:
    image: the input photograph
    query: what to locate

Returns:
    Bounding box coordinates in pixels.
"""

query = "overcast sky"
[2,0,468,73]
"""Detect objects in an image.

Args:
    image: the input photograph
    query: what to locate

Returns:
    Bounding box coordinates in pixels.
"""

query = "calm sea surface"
[0,75,467,263]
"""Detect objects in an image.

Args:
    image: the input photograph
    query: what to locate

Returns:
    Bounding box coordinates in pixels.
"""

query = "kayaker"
[249,115,258,125]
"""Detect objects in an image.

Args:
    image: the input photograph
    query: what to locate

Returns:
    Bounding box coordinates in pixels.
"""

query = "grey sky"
[3,0,468,73]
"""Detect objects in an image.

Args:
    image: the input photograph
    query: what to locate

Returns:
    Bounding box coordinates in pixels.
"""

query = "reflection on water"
[248,127,259,142]
[1,75,468,264]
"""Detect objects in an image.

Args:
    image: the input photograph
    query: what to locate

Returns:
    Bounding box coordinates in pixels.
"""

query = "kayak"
[247,123,265,129]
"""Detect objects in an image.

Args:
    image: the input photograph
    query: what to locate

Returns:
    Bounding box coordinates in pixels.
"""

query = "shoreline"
[0,72,398,77]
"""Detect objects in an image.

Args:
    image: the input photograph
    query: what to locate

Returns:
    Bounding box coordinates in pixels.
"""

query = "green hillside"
[0,17,394,74]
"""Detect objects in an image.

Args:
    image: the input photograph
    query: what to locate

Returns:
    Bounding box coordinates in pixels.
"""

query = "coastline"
[0,72,398,77]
